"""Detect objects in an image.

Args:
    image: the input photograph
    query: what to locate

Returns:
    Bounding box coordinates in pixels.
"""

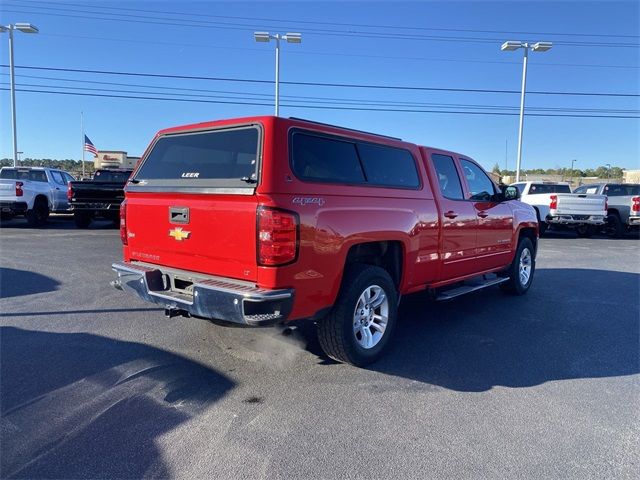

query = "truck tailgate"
[0,180,17,200]
[555,194,607,216]
[125,192,258,282]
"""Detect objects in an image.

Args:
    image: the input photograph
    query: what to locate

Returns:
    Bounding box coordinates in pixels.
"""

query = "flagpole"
[81,111,85,178]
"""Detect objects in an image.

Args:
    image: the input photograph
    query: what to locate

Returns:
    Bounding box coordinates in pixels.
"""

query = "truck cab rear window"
[290,131,419,188]
[0,169,48,182]
[134,126,260,188]
[530,184,571,194]
[94,170,132,182]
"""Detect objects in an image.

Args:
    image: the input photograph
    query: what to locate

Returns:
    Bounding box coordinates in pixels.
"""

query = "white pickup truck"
[511,181,607,236]
[0,167,75,226]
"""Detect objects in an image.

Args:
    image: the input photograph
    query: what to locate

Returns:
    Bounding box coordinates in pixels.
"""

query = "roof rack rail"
[288,117,402,141]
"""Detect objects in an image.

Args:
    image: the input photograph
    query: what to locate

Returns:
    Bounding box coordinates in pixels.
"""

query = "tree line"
[0,158,95,177]
[492,164,626,179]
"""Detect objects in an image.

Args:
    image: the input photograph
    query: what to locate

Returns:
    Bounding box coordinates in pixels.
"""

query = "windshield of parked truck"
[0,168,48,182]
[133,125,260,189]
[529,183,571,194]
[93,170,132,182]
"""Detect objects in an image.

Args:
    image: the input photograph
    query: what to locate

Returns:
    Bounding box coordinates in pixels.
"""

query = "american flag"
[84,135,98,156]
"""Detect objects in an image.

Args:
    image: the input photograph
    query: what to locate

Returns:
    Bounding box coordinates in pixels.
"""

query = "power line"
[2,87,638,119]
[2,64,638,98]
[3,74,637,114]
[3,4,638,48]
[15,0,640,40]
[38,33,640,70]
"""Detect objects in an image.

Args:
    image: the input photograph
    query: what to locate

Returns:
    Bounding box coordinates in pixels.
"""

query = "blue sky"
[0,0,638,172]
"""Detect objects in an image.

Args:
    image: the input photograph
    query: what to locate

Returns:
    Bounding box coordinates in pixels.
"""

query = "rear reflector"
[549,195,557,210]
[15,181,23,197]
[257,206,299,266]
[120,199,128,245]
[67,181,73,201]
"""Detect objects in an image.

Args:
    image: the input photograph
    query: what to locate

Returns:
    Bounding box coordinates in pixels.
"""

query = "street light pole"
[1,23,39,167]
[501,40,552,183]
[570,159,576,185]
[254,31,302,117]
[515,45,528,184]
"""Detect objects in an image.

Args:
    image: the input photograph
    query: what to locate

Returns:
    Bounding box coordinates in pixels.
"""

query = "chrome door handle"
[444,211,458,219]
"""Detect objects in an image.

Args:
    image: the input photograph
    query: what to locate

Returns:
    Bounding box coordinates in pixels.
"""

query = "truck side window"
[356,143,420,188]
[51,171,66,186]
[460,160,495,201]
[291,133,365,184]
[431,154,464,200]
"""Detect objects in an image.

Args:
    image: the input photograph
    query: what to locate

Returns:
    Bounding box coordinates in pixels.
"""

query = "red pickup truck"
[112,116,538,366]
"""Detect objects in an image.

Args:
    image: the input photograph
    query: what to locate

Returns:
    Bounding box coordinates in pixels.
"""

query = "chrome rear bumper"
[546,214,606,225]
[111,261,294,326]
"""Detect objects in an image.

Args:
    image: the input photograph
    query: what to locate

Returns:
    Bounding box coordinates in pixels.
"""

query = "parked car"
[511,181,607,236]
[573,183,640,237]
[0,167,75,226]
[68,169,132,228]
[112,116,538,366]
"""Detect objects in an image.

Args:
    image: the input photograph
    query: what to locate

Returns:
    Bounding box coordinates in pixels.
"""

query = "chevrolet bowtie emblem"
[169,227,191,241]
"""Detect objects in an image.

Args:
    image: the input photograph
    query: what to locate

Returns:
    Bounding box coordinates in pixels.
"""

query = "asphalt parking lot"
[1,216,638,479]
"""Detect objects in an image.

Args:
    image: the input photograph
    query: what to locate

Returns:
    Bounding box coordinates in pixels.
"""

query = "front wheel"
[501,237,535,295]
[317,264,398,367]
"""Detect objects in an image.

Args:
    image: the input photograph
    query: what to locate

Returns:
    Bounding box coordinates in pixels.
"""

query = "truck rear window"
[529,184,571,194]
[133,125,260,188]
[0,169,48,182]
[93,170,133,182]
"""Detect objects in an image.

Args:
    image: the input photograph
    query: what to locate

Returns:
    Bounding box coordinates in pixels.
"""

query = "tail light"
[15,181,23,197]
[257,206,299,266]
[632,196,640,212]
[549,195,557,210]
[67,181,73,201]
[120,199,128,245]
[605,198,608,212]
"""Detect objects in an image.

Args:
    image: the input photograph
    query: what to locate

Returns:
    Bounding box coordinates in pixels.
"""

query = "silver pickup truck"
[573,183,640,237]
[0,167,75,226]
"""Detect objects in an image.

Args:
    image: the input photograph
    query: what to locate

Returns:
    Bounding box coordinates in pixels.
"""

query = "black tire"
[317,264,398,367]
[575,225,595,238]
[604,213,624,238]
[74,211,92,228]
[534,209,547,236]
[500,237,535,295]
[26,198,49,227]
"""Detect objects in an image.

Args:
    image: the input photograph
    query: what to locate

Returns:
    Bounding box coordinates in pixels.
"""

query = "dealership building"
[93,151,141,170]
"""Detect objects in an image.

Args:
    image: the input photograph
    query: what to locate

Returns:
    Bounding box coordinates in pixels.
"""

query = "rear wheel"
[318,264,398,367]
[74,211,92,228]
[501,237,535,295]
[26,198,49,227]
[604,213,624,238]
[575,225,595,238]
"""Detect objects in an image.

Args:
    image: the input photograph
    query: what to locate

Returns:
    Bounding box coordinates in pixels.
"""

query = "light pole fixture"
[0,23,39,167]
[254,31,302,116]
[501,40,553,182]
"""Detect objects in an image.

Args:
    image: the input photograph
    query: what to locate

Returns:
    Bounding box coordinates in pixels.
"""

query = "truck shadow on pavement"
[0,215,117,230]
[0,268,61,298]
[0,327,234,479]
[368,268,640,391]
[301,268,639,391]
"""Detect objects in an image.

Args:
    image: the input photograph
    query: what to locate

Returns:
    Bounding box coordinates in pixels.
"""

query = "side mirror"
[501,185,520,201]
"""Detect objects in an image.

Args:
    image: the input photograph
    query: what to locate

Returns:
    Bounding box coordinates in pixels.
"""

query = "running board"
[435,275,508,301]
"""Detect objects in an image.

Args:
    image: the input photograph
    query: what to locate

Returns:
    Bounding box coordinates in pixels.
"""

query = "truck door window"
[460,159,495,201]
[431,154,464,200]
[51,171,66,186]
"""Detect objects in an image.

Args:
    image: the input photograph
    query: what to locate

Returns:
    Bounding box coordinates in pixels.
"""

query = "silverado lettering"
[112,116,539,367]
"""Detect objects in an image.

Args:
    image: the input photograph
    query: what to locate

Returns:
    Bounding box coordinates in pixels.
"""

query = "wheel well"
[519,227,538,254]
[33,194,48,208]
[345,241,403,287]
[607,208,620,217]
